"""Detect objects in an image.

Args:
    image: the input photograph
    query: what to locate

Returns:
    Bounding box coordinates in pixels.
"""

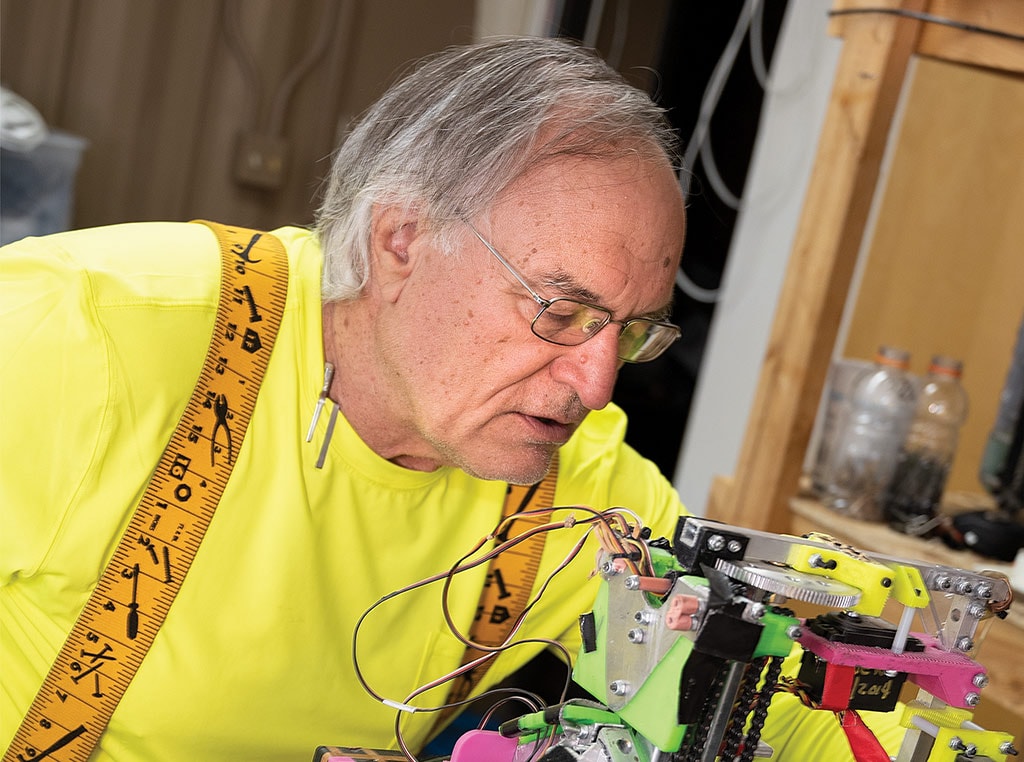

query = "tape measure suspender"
[437,453,560,722]
[4,221,289,762]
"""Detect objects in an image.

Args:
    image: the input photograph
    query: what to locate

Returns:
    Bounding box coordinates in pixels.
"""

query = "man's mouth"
[519,413,579,443]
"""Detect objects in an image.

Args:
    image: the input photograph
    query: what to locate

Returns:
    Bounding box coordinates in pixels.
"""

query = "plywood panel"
[843,56,1024,495]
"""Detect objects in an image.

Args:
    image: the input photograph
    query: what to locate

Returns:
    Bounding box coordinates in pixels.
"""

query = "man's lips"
[516,412,580,442]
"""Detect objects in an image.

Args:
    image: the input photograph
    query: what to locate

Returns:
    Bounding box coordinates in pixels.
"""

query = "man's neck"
[320,302,442,472]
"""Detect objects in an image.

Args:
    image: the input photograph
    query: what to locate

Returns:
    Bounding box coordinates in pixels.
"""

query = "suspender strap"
[433,454,560,730]
[4,221,289,762]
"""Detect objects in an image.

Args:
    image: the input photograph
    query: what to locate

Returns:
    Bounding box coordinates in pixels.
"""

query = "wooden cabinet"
[709,0,1024,535]
[706,0,1024,740]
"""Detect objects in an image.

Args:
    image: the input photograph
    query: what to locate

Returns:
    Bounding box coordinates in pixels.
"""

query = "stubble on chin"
[444,439,557,486]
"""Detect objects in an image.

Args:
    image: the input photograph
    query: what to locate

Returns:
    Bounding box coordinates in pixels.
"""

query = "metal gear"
[713,559,862,608]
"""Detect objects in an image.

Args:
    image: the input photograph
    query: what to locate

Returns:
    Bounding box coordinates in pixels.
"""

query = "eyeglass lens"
[532,299,679,363]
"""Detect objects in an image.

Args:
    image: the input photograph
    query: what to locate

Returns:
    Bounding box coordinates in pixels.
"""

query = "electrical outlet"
[234,132,290,190]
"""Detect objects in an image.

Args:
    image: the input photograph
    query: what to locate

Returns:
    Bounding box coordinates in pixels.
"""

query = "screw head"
[956,636,975,652]
[627,628,646,644]
[624,575,640,590]
[964,692,980,707]
[707,534,726,552]
[609,680,630,696]
[727,539,743,553]
[972,672,989,689]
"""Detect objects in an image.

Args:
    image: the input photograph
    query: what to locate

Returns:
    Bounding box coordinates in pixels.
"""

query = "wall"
[840,55,1024,495]
[0,0,478,231]
[674,0,841,514]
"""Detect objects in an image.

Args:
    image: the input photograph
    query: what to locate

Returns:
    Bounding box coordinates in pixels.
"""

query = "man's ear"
[369,205,421,303]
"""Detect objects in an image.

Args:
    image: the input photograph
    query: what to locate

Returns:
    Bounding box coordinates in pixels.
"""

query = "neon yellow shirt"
[0,222,686,759]
[1,223,903,761]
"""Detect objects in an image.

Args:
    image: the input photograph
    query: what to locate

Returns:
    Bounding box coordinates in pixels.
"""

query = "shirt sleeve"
[0,235,111,581]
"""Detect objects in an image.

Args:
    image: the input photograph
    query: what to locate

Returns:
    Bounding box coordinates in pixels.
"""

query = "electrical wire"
[827,7,1024,44]
[221,0,263,126]
[680,0,761,201]
[220,0,344,137]
[266,0,343,136]
[350,505,653,761]
[676,0,765,304]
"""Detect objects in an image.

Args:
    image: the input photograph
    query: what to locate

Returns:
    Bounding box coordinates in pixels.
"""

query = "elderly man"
[1,36,891,762]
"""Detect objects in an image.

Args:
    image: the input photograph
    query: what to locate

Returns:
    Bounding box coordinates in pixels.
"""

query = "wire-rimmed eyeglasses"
[466,223,681,363]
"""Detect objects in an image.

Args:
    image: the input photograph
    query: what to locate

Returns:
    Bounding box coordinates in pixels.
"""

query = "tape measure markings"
[442,456,560,715]
[4,222,289,762]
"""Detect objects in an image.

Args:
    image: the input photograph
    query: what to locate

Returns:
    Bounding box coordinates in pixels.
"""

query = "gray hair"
[315,35,679,302]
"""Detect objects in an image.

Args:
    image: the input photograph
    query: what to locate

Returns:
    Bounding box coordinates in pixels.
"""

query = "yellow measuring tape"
[4,221,289,762]
[439,454,559,715]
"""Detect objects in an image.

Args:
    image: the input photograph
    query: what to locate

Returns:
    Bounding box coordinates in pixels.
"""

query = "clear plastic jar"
[883,356,969,534]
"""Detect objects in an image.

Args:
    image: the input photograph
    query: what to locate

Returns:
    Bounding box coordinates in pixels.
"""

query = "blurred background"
[2,0,1022,536]
[3,0,1023,740]
[0,0,792,497]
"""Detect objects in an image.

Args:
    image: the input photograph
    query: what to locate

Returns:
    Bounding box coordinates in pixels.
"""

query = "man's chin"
[459,444,557,486]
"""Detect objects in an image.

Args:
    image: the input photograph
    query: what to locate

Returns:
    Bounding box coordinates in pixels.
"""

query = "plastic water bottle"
[820,346,917,521]
[883,356,969,534]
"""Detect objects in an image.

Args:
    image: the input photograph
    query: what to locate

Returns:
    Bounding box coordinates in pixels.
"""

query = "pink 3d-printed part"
[797,629,986,708]
[449,729,520,761]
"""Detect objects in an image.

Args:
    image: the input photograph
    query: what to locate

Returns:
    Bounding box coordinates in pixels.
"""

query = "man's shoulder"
[10,221,315,306]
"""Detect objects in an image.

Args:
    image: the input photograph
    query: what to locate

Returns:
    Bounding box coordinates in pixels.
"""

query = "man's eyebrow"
[541,270,602,303]
[540,269,675,321]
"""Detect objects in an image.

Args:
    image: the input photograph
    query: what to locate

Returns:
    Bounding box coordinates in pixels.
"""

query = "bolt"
[881,577,892,588]
[972,672,989,689]
[975,582,993,600]
[955,579,974,595]
[627,628,646,644]
[600,560,616,575]
[966,602,987,619]
[884,670,898,678]
[949,736,977,755]
[634,610,654,625]
[624,575,641,590]
[609,680,630,696]
[749,602,766,619]
[727,539,743,553]
[964,692,980,707]
[934,574,951,590]
[707,534,726,552]
[999,741,1019,755]
[786,625,803,640]
[956,636,975,652]
[616,739,634,754]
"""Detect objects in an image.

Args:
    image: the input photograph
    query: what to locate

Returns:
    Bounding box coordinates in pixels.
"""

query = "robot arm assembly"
[454,516,1017,762]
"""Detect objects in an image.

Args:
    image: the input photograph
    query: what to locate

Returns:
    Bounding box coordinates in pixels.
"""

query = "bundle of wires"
[351,505,654,761]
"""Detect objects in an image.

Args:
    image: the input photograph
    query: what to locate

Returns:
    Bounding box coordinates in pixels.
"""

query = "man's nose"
[549,327,622,410]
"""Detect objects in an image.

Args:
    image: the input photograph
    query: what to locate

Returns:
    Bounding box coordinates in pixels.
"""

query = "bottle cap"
[929,355,963,377]
[875,345,910,369]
